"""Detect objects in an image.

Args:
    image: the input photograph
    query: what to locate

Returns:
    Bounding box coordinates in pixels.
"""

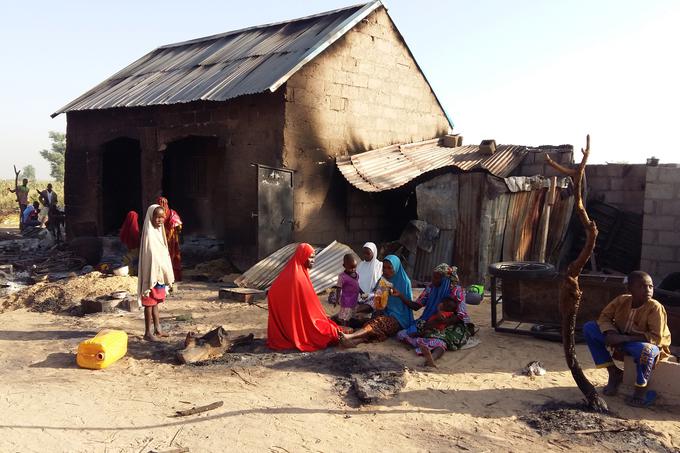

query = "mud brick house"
[52,1,453,262]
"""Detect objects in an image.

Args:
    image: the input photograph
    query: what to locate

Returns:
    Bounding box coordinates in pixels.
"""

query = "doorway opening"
[162,136,220,235]
[101,137,142,234]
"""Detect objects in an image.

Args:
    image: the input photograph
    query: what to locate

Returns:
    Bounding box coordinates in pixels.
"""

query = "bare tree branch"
[544,134,608,412]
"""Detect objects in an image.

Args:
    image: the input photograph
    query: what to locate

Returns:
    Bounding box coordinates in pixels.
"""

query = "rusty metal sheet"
[235,240,353,293]
[336,138,528,192]
[479,191,511,285]
[545,189,575,263]
[502,190,545,261]
[454,173,486,285]
[415,173,459,229]
[412,229,455,283]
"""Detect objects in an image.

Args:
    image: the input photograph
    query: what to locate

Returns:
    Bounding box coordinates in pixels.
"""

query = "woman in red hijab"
[119,211,140,250]
[267,243,346,352]
[156,197,183,281]
[119,211,140,274]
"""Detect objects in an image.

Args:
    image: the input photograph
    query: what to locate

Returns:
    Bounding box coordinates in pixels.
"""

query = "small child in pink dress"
[332,254,361,326]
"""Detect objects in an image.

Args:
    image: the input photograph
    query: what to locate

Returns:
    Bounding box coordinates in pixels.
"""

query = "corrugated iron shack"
[53,1,454,265]
[337,136,576,285]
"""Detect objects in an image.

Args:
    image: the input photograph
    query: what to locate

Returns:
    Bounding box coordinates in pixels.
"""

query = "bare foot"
[419,340,437,367]
[154,331,169,338]
[603,367,623,396]
[143,334,158,342]
[338,333,357,349]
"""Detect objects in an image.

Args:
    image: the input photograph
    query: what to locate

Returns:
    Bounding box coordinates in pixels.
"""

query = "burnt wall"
[346,187,415,251]
[282,6,450,246]
[65,92,285,260]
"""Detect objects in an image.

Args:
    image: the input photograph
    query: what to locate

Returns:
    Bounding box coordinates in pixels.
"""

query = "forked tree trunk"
[545,135,608,412]
[11,165,22,229]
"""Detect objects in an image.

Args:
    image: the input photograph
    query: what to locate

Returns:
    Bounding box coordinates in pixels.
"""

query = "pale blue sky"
[1,0,678,179]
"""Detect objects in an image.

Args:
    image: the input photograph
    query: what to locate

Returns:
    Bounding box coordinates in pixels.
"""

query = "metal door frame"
[255,164,294,258]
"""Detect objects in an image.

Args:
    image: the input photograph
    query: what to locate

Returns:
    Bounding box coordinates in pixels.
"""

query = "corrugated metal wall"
[454,173,486,284]
[413,172,575,286]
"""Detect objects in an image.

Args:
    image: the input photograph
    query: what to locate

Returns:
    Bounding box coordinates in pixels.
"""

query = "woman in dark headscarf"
[397,263,474,366]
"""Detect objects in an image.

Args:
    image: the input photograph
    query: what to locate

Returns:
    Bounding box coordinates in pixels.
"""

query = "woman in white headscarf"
[356,242,382,311]
[138,204,175,341]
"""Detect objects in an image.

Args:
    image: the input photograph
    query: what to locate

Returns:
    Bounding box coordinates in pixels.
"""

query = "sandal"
[625,390,657,408]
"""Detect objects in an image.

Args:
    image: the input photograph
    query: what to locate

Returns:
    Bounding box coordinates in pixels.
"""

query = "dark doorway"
[102,138,142,234]
[162,136,220,235]
[257,165,294,258]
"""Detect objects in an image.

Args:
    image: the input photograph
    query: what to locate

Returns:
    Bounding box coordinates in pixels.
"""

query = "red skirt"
[141,285,166,307]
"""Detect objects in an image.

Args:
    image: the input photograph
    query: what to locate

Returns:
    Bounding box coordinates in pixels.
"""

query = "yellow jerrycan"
[77,330,128,370]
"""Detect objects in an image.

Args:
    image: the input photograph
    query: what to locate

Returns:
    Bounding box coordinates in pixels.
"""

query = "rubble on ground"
[521,401,670,452]
[0,271,137,314]
[183,258,236,282]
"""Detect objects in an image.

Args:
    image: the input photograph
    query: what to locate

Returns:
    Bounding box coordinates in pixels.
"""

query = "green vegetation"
[21,165,36,181]
[39,131,66,182]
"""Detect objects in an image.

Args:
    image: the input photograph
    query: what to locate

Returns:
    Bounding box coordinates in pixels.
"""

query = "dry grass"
[0,179,64,225]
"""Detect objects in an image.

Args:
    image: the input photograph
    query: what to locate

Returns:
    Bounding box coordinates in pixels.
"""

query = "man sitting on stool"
[583,270,672,407]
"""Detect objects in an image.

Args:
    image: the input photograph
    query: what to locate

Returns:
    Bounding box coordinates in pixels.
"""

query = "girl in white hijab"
[138,204,175,341]
[356,242,382,310]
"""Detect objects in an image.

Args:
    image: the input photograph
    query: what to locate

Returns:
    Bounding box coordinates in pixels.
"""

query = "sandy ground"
[0,280,678,453]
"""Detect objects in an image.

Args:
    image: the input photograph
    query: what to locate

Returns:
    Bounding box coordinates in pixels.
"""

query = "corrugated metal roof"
[337,137,528,192]
[52,2,382,117]
[235,241,354,293]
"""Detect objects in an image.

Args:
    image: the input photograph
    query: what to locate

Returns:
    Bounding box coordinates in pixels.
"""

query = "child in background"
[332,254,361,326]
[398,290,474,367]
[138,204,175,341]
[419,294,474,366]
[355,242,383,313]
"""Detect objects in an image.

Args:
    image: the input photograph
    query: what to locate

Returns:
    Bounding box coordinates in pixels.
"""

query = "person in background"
[267,243,352,351]
[340,255,419,346]
[583,270,672,407]
[22,201,41,228]
[404,295,474,367]
[119,211,141,274]
[38,183,58,208]
[330,254,361,327]
[356,242,383,313]
[138,204,175,341]
[397,263,474,366]
[156,197,183,281]
[8,178,29,229]
[37,184,57,228]
[46,205,65,242]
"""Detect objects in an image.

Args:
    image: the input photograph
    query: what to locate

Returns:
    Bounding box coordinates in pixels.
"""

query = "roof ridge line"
[267,1,382,92]
[157,1,378,50]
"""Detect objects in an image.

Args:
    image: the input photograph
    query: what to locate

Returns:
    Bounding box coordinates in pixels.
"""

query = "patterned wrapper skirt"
[364,315,402,342]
